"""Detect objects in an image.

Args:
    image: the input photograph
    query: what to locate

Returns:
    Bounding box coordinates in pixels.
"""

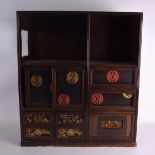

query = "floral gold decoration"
[104,121,119,129]
[31,75,43,87]
[57,128,83,138]
[66,72,79,84]
[25,113,49,124]
[25,128,51,137]
[56,113,83,125]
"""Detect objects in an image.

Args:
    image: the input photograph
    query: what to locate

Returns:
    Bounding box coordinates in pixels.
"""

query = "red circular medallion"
[91,92,104,105]
[107,70,119,83]
[58,93,70,106]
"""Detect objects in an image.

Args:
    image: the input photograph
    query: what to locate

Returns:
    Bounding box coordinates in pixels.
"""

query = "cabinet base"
[21,141,137,147]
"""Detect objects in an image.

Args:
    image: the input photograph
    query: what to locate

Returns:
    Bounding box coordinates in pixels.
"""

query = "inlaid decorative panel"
[25,128,51,138]
[57,128,83,138]
[24,113,51,124]
[56,113,84,125]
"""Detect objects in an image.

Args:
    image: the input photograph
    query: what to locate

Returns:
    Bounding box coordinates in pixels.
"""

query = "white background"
[0,0,154,154]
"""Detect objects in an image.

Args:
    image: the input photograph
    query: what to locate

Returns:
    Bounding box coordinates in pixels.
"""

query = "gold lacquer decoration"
[31,75,43,87]
[57,128,83,138]
[25,113,49,124]
[123,92,133,99]
[25,128,51,137]
[104,121,119,129]
[56,113,83,125]
[66,72,79,84]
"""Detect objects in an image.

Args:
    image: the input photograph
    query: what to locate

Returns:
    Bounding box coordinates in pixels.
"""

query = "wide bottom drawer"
[89,112,135,142]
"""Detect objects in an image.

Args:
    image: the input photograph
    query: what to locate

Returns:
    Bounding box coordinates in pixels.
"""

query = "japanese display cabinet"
[17,11,143,146]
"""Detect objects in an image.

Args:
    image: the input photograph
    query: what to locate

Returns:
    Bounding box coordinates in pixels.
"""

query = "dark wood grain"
[17,11,142,147]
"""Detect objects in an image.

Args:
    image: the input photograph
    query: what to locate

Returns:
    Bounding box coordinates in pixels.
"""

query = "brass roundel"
[66,72,79,84]
[31,75,43,87]
[123,92,133,99]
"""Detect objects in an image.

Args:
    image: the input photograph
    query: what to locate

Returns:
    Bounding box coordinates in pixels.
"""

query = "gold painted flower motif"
[66,72,79,84]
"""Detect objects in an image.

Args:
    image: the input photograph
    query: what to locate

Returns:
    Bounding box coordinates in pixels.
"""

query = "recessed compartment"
[19,12,87,61]
[90,13,140,65]
[90,112,135,141]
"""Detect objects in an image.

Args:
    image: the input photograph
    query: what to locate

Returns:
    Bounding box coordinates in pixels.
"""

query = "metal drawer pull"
[123,92,133,99]
[105,121,119,128]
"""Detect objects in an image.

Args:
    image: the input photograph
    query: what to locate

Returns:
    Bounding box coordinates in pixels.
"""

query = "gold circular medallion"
[123,92,133,99]
[31,75,43,87]
[66,72,79,84]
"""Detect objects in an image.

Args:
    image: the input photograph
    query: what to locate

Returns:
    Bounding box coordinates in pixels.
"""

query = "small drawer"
[91,68,136,85]
[56,112,84,125]
[23,112,52,125]
[56,127,84,139]
[24,127,52,139]
[90,90,135,106]
[90,112,135,141]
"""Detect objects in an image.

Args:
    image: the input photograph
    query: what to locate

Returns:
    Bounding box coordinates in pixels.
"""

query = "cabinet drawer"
[24,127,52,139]
[23,112,52,125]
[90,90,135,106]
[90,112,135,141]
[56,127,84,139]
[56,112,84,125]
[91,68,136,85]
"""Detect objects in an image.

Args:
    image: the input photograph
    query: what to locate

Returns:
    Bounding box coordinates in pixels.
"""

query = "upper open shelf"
[18,12,87,61]
[89,13,142,65]
[17,11,142,65]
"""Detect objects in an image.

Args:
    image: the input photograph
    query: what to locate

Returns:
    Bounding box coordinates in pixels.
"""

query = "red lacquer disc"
[107,70,119,83]
[91,92,104,105]
[58,93,70,106]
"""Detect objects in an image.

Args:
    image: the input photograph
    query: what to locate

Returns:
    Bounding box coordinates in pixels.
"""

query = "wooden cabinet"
[17,11,142,146]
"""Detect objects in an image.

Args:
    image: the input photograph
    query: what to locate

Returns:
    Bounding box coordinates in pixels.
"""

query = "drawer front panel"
[24,127,52,139]
[23,112,51,125]
[56,112,84,125]
[90,91,134,106]
[26,67,52,106]
[56,128,84,139]
[56,70,84,107]
[92,70,135,85]
[90,113,134,140]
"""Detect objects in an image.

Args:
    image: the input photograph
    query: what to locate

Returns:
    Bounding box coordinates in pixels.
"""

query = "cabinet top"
[16,11,143,16]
